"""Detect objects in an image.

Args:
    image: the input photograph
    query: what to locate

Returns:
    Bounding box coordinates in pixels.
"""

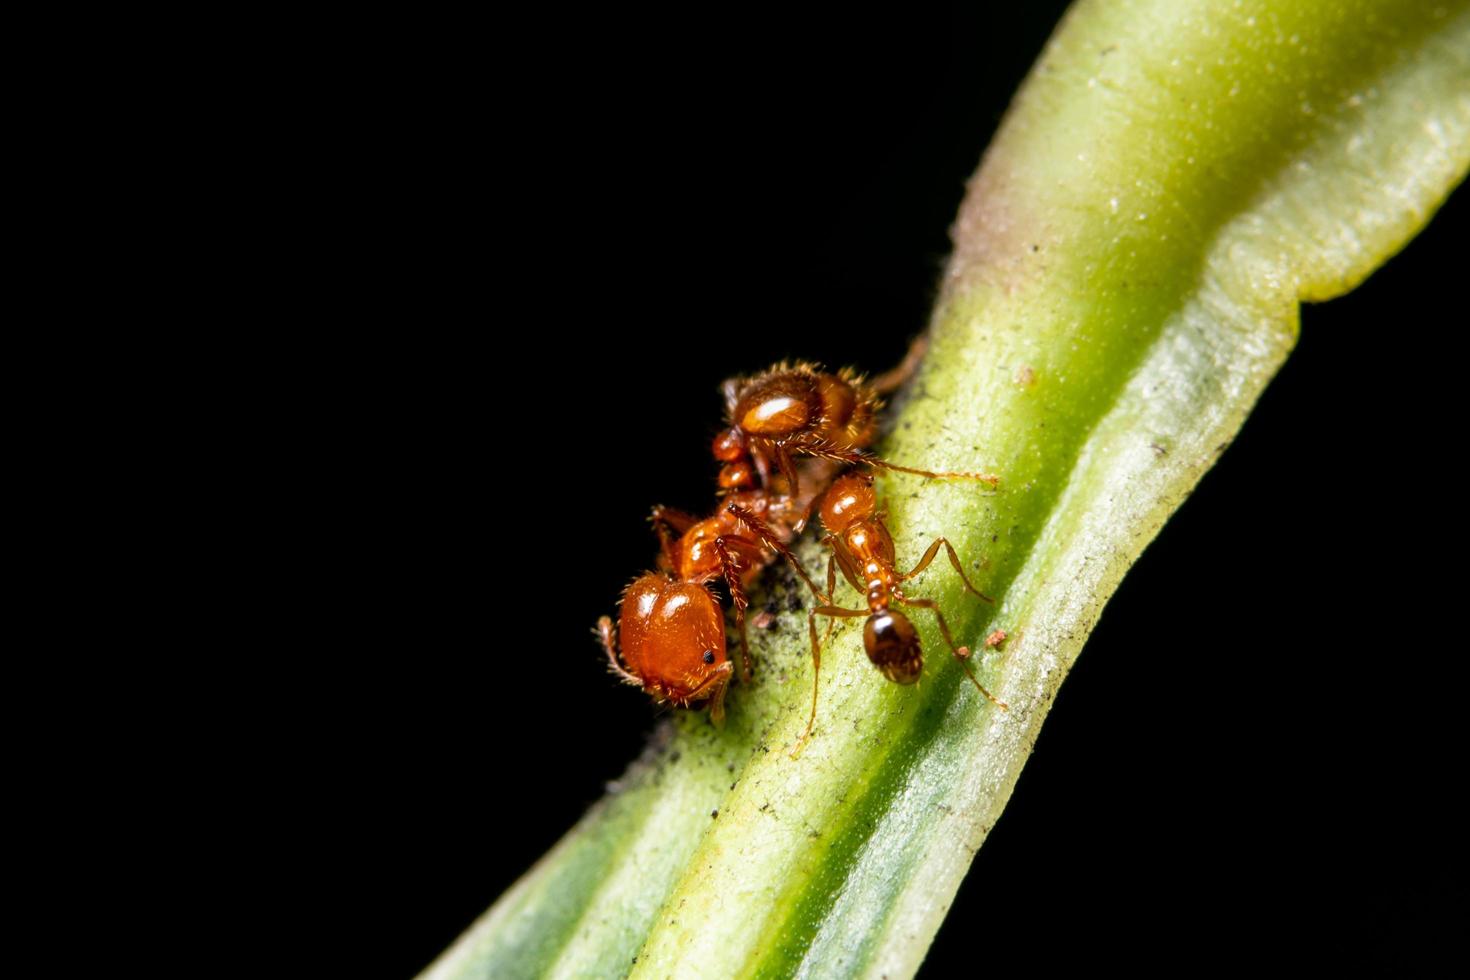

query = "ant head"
[864,610,923,685]
[617,575,731,706]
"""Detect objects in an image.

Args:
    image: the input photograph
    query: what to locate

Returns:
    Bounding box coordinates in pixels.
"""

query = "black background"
[252,4,1467,975]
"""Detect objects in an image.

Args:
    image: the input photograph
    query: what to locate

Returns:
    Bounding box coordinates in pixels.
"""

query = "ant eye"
[702,649,716,665]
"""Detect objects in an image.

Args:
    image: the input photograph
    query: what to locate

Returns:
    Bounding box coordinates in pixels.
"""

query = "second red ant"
[795,470,1008,752]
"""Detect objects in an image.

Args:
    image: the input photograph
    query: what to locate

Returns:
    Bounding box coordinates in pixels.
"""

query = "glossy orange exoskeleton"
[795,470,1007,750]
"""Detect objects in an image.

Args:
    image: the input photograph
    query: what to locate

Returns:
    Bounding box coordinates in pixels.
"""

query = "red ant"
[597,460,836,725]
[797,470,1008,751]
[712,353,998,496]
[598,344,1001,728]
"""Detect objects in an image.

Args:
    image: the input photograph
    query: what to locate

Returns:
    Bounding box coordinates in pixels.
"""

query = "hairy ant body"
[713,353,997,495]
[797,471,1007,750]
[598,462,835,724]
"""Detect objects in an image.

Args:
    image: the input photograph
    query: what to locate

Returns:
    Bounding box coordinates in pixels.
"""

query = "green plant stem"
[426,2,1468,977]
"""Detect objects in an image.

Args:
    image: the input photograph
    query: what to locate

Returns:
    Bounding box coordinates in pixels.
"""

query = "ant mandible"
[796,470,1008,751]
[597,460,835,724]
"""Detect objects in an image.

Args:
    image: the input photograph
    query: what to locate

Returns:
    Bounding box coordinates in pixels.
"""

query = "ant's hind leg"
[901,537,994,604]
[821,554,841,646]
[894,597,965,656]
[899,597,1007,709]
[794,603,869,754]
[791,607,823,758]
[596,616,643,687]
[792,555,866,757]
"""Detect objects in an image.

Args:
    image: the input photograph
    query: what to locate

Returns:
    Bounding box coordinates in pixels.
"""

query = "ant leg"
[792,606,822,758]
[650,505,700,570]
[713,535,757,682]
[794,444,1000,488]
[901,537,994,603]
[722,377,741,416]
[793,551,858,756]
[773,444,802,497]
[813,604,867,618]
[793,593,870,758]
[726,504,827,603]
[650,505,700,533]
[748,442,774,489]
[825,536,866,596]
[899,598,1008,709]
[897,596,967,657]
[869,333,930,395]
[596,616,643,688]
[821,553,841,646]
[688,661,733,727]
[812,603,867,687]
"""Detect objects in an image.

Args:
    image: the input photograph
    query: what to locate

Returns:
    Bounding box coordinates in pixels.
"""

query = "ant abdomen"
[864,610,923,684]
